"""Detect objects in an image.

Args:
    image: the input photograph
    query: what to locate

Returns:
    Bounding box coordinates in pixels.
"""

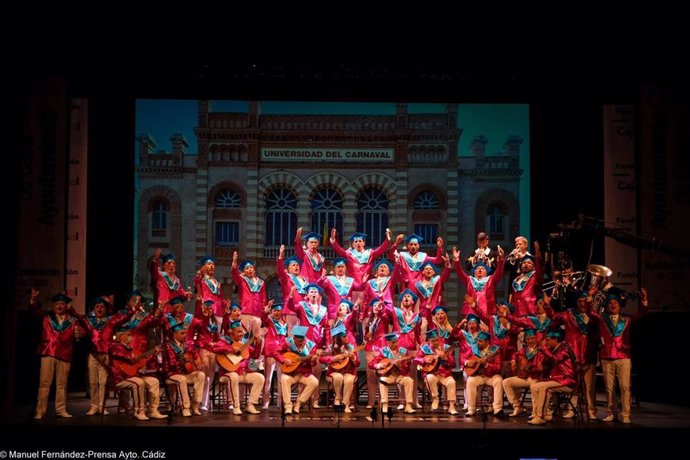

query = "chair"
[545,371,587,427]
[376,376,408,414]
[326,374,358,411]
[421,375,458,413]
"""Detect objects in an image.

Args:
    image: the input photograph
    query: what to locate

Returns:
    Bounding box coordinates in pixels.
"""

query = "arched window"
[311,187,343,238]
[265,187,298,247]
[356,187,389,246]
[413,190,439,209]
[152,200,168,237]
[487,203,505,236]
[215,189,241,208]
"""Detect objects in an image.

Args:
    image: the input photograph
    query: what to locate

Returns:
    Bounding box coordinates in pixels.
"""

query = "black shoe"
[465,412,476,418]
[493,410,506,418]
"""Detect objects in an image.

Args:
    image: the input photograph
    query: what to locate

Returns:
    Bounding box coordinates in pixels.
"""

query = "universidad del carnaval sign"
[260,148,394,162]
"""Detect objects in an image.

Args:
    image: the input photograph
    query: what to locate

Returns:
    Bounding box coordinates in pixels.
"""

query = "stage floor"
[3,394,689,459]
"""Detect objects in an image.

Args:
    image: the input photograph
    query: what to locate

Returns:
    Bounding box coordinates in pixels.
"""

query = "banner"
[16,79,68,308]
[638,87,690,311]
[603,105,639,296]
[66,99,88,313]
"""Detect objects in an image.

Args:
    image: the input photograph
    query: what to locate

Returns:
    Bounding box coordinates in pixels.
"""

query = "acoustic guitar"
[376,355,413,376]
[464,349,499,376]
[421,345,458,373]
[280,351,316,373]
[215,331,266,373]
[113,348,158,378]
[329,344,366,371]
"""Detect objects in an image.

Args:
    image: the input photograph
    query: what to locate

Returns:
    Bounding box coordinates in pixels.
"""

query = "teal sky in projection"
[135,100,530,236]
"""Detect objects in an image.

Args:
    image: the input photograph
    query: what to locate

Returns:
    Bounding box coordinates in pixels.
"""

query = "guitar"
[516,354,530,379]
[464,349,499,376]
[280,351,316,374]
[377,355,413,376]
[215,330,267,373]
[421,345,458,373]
[183,351,202,373]
[113,348,159,378]
[329,344,366,371]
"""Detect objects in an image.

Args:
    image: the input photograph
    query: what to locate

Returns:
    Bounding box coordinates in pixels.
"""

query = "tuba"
[587,264,612,308]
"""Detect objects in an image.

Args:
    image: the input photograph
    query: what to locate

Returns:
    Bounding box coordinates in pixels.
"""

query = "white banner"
[603,105,639,293]
[260,148,394,162]
[16,80,67,308]
[66,99,88,313]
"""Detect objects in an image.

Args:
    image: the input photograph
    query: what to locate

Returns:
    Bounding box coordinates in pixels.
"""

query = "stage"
[2,393,688,459]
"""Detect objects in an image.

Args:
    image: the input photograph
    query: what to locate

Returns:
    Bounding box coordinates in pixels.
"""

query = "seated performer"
[369,332,416,414]
[414,329,458,414]
[161,323,206,417]
[320,324,360,413]
[109,329,167,420]
[213,320,265,415]
[273,325,320,415]
[464,330,505,417]
[501,329,545,417]
[528,329,578,425]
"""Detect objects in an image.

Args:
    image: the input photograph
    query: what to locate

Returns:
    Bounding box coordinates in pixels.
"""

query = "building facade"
[135,101,523,314]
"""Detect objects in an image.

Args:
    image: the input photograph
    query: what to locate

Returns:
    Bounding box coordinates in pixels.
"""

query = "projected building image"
[134,100,529,310]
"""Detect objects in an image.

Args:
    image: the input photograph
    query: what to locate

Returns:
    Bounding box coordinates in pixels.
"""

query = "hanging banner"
[66,99,88,313]
[603,105,639,296]
[16,79,68,308]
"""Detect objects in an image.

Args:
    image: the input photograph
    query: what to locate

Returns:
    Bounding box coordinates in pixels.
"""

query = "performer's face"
[334,264,347,276]
[352,238,365,251]
[230,308,241,319]
[606,299,621,315]
[271,308,283,320]
[242,264,254,277]
[338,304,350,316]
[401,295,415,308]
[287,261,300,275]
[525,335,538,348]
[204,261,216,276]
[434,310,447,323]
[406,241,419,254]
[164,260,176,274]
[521,260,534,272]
[53,301,67,315]
[474,266,487,279]
[174,329,187,342]
[422,265,435,278]
[307,240,319,251]
[231,327,245,341]
[377,264,390,277]
[515,238,528,252]
[93,303,106,318]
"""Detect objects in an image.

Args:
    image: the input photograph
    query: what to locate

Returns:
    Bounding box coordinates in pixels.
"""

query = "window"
[152,200,168,237]
[215,189,241,208]
[487,203,505,235]
[414,223,438,244]
[310,187,343,239]
[413,190,439,209]
[215,222,239,246]
[265,187,298,246]
[356,186,389,246]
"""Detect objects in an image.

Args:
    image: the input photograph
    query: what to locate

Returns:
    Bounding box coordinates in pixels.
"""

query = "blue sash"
[348,248,372,264]
[603,314,627,337]
[382,346,408,359]
[327,275,354,296]
[401,252,428,272]
[241,275,263,293]
[395,308,420,334]
[48,313,75,333]
[299,301,327,326]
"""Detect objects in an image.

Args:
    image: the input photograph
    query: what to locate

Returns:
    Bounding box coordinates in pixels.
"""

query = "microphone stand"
[281,403,287,428]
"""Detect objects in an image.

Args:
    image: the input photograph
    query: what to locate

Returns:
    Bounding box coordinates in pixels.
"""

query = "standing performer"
[294,228,326,283]
[390,234,444,288]
[187,299,221,411]
[194,256,228,322]
[231,252,265,351]
[464,231,500,272]
[329,228,399,284]
[276,245,308,330]
[30,290,85,419]
[509,242,544,316]
[261,303,288,409]
[318,257,364,322]
[453,246,505,317]
[151,249,192,313]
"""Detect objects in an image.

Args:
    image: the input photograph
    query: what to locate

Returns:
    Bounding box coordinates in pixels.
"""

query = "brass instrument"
[541,271,585,293]
[506,248,521,265]
[587,264,613,308]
